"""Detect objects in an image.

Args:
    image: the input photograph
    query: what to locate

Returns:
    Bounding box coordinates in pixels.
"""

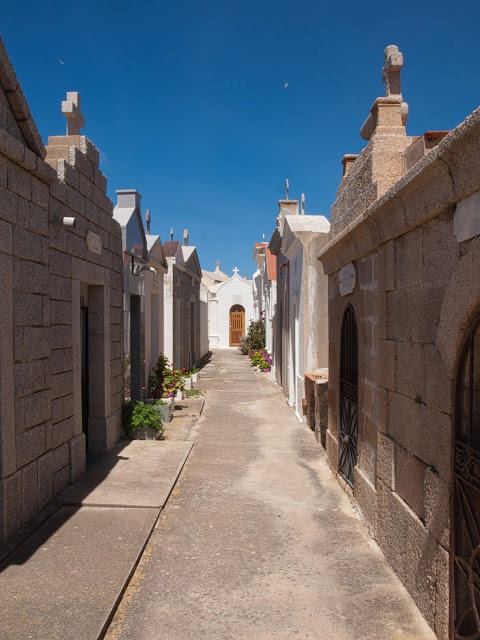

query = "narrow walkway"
[105,350,435,640]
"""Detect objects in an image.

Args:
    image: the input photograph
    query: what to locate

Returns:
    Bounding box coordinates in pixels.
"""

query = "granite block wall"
[0,38,123,544]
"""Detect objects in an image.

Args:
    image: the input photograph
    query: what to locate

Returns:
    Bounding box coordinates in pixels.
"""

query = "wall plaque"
[86,230,102,255]
[454,189,480,242]
[339,262,356,296]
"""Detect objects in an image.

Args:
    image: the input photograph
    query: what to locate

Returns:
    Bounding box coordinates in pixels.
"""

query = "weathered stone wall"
[319,106,480,638]
[0,41,123,544]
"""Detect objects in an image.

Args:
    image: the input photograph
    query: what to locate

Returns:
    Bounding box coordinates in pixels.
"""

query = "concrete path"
[105,350,436,640]
[0,440,193,640]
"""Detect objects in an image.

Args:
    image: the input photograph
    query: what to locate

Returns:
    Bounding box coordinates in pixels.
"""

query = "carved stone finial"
[359,45,408,141]
[145,209,151,235]
[382,45,404,96]
[61,92,85,135]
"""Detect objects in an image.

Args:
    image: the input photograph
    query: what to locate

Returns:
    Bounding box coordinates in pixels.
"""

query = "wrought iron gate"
[338,305,358,487]
[453,319,480,639]
[80,297,89,443]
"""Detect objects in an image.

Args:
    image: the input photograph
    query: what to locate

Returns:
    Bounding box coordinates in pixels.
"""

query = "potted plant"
[152,398,173,423]
[122,401,164,440]
[149,355,185,401]
[191,367,200,383]
[182,368,193,390]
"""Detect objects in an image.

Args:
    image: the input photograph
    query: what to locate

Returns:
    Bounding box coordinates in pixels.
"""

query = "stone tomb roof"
[163,240,181,257]
[0,35,46,158]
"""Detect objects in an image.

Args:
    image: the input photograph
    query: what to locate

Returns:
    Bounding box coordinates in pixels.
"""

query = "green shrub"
[122,401,164,437]
[239,318,266,354]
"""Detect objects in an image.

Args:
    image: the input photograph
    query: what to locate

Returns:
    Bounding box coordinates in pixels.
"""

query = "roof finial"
[145,209,151,234]
[61,92,85,135]
[301,193,305,215]
[170,228,174,241]
[233,267,239,276]
[286,178,289,199]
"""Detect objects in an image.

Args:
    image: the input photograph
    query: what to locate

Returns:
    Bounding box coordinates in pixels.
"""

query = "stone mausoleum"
[318,45,480,638]
[0,37,124,544]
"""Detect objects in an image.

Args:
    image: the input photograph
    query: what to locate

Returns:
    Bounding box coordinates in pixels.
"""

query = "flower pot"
[175,390,184,401]
[191,373,199,383]
[130,427,158,441]
[183,377,192,390]
[153,402,173,423]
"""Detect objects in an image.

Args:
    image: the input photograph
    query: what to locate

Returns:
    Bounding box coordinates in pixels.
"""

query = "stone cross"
[61,92,85,135]
[286,178,289,199]
[233,267,239,276]
[382,45,404,97]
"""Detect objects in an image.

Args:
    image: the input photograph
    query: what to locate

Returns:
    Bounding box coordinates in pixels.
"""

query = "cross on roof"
[382,45,404,97]
[61,92,85,135]
[233,267,239,276]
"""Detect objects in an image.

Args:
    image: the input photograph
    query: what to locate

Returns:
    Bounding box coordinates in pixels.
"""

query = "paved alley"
[105,350,435,640]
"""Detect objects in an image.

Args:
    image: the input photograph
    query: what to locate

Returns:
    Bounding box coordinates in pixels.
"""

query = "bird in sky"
[59,59,66,65]
[284,82,289,89]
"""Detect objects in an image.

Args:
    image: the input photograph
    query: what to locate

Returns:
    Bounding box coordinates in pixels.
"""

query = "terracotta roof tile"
[163,240,181,257]
[266,247,276,281]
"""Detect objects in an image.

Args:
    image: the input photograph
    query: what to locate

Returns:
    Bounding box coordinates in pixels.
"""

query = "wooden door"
[229,305,245,346]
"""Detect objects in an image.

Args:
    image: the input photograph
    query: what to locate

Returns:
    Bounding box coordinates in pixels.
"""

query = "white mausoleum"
[202,264,255,349]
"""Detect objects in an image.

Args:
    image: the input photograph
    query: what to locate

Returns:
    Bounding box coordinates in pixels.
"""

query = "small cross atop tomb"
[360,44,408,141]
[233,267,239,276]
[382,45,404,97]
[61,92,85,135]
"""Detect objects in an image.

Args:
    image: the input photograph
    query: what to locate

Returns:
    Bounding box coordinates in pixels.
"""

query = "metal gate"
[80,297,89,444]
[453,319,480,639]
[338,304,358,487]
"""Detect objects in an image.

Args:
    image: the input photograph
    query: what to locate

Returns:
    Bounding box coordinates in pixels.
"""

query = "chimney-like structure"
[116,189,142,211]
[145,209,151,234]
[183,229,189,246]
[170,228,174,241]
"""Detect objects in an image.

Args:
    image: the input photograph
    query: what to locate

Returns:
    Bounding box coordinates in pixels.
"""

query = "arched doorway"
[229,305,245,346]
[452,316,480,639]
[338,304,358,487]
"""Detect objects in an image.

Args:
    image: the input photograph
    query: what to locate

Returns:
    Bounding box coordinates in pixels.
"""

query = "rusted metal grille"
[453,320,480,639]
[338,304,358,487]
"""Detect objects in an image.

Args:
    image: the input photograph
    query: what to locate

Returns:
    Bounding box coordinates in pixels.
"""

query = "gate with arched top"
[338,305,358,487]
[453,316,480,639]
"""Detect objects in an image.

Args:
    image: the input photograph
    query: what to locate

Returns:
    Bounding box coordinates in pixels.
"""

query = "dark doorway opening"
[453,316,480,639]
[338,304,358,487]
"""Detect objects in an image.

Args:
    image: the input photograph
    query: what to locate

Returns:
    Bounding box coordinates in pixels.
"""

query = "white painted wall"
[211,276,254,348]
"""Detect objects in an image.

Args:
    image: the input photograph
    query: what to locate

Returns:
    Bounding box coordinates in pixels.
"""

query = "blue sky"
[2,0,479,277]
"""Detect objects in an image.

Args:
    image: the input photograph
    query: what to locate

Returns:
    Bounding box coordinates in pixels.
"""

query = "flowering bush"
[238,317,265,354]
[249,348,272,372]
[149,355,185,398]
